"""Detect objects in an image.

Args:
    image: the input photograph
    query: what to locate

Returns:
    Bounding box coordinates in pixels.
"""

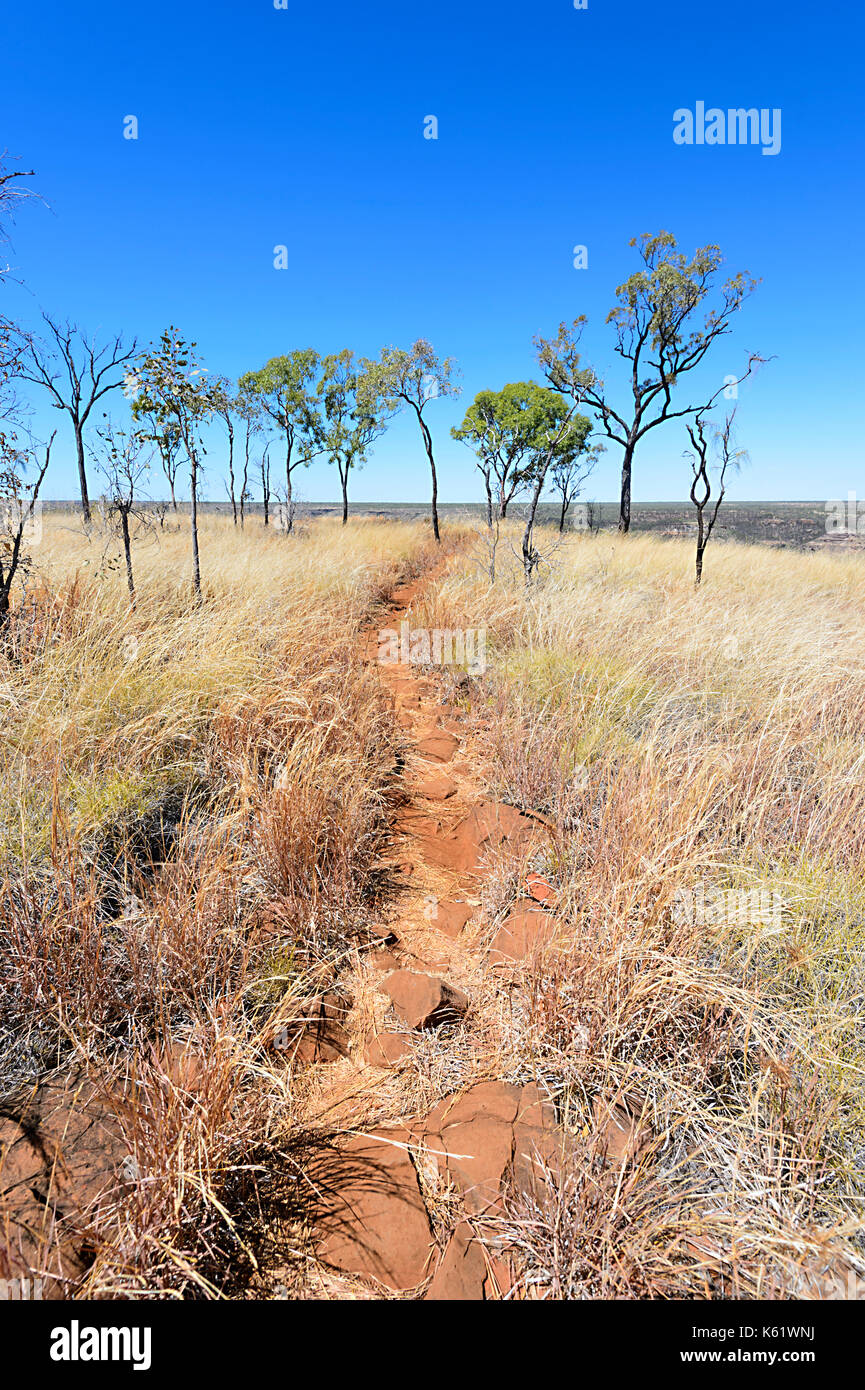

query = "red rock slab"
[414,729,460,764]
[419,1081,558,1216]
[512,1088,562,1200]
[364,1032,414,1068]
[423,898,475,938]
[425,1220,512,1301]
[394,809,443,840]
[421,1082,522,1215]
[0,1072,125,1296]
[317,1127,434,1291]
[368,948,401,973]
[488,907,558,964]
[381,971,469,1030]
[418,772,458,801]
[422,802,537,874]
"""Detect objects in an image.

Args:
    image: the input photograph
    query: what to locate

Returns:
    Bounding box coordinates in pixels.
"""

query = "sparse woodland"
[2,150,864,1305]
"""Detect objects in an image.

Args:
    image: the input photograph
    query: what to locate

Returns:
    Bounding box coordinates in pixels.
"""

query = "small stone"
[592,1098,652,1164]
[525,872,557,905]
[423,898,474,938]
[381,971,469,1030]
[418,772,458,800]
[415,730,460,764]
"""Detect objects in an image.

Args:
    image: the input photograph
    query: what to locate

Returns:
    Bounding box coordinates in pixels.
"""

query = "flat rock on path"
[418,771,458,801]
[316,1081,559,1296]
[316,1127,434,1291]
[381,970,469,1030]
[423,898,475,938]
[422,801,538,875]
[418,1080,558,1216]
[414,729,460,764]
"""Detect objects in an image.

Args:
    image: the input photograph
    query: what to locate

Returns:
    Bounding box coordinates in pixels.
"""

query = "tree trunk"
[522,461,550,584]
[120,507,135,604]
[485,479,493,528]
[190,460,202,598]
[285,466,294,534]
[695,507,705,586]
[340,463,349,525]
[558,494,568,532]
[417,409,440,542]
[618,440,635,533]
[285,435,294,534]
[74,424,91,525]
[228,424,237,524]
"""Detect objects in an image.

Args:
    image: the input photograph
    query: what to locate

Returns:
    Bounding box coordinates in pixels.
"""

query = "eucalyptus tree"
[451,381,576,522]
[363,340,460,541]
[19,314,137,525]
[129,328,215,598]
[318,350,391,525]
[543,232,764,531]
[238,350,321,533]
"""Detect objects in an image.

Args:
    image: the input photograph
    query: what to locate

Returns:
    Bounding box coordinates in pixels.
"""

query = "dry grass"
[0,510,435,1297]
[413,526,865,1298]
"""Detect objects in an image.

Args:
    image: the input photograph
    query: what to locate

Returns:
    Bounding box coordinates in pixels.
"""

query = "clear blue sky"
[2,0,862,503]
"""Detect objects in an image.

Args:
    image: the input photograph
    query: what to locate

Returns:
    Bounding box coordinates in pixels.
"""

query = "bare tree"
[211,376,239,524]
[686,409,745,585]
[551,441,604,531]
[20,315,137,524]
[0,433,53,633]
[235,389,262,531]
[260,443,272,527]
[95,420,152,605]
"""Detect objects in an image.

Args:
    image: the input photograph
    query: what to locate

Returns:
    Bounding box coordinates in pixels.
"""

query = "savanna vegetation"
[3,148,861,1304]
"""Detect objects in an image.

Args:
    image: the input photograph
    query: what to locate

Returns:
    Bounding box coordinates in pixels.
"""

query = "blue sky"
[2,0,862,503]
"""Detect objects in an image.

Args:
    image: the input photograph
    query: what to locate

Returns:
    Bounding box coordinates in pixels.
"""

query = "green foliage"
[238,349,322,472]
[452,381,590,514]
[317,350,392,501]
[363,339,460,416]
[128,327,216,461]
